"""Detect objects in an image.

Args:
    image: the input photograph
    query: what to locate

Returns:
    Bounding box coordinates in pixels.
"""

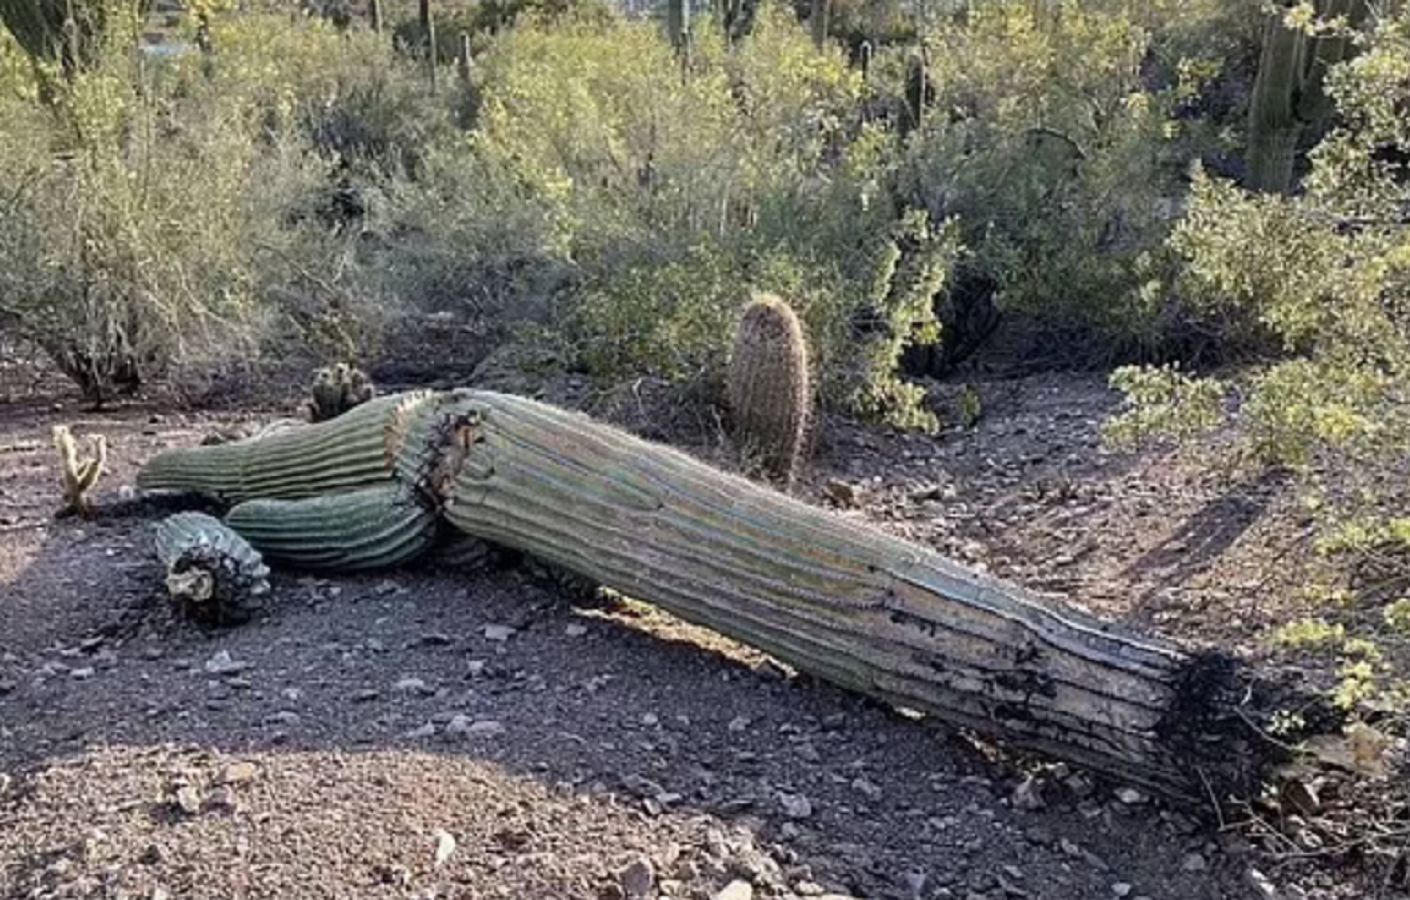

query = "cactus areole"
[138,389,1302,799]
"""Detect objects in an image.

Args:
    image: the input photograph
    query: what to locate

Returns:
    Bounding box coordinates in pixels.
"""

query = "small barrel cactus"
[726,294,812,487]
[53,424,106,517]
[154,512,271,626]
[308,363,377,423]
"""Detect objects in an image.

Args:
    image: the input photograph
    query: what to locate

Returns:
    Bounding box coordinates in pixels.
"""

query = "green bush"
[383,8,956,428]
[1107,6,1410,707]
[887,1,1239,363]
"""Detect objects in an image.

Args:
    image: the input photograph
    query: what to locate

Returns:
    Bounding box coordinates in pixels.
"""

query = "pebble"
[351,688,380,703]
[728,715,751,733]
[446,714,473,735]
[619,857,655,898]
[1180,852,1207,872]
[1114,787,1147,805]
[433,829,457,867]
[714,881,754,900]
[216,762,258,785]
[70,667,95,680]
[172,786,201,816]
[394,676,429,694]
[777,792,813,819]
[482,624,515,642]
[1244,867,1278,900]
[204,651,249,675]
[1011,775,1045,811]
[421,632,454,646]
[1112,883,1133,897]
[565,623,588,637]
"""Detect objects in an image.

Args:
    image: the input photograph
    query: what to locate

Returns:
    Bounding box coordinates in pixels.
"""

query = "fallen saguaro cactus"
[138,389,1316,799]
[154,512,271,625]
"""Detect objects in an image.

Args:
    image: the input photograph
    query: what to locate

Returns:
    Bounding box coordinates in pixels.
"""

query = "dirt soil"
[0,372,1397,900]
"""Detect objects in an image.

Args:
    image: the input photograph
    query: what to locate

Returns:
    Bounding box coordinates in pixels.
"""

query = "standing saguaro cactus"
[727,295,812,487]
[809,0,829,50]
[457,30,472,84]
[666,0,689,50]
[1247,0,1369,194]
[53,424,106,517]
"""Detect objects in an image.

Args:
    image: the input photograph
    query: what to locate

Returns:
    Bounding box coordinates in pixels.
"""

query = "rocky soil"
[0,372,1397,899]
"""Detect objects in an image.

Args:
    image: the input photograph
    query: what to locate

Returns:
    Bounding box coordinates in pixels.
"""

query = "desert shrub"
[888,1,1241,364]
[0,12,374,402]
[1106,6,1410,707]
[384,7,956,427]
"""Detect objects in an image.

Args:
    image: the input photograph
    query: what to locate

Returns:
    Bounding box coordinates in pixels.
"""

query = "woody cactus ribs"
[136,388,1317,799]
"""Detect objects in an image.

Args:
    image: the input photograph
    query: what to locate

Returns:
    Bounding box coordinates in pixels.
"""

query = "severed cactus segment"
[225,484,439,571]
[727,294,812,488]
[138,393,432,502]
[53,424,107,517]
[309,363,377,423]
[154,512,271,625]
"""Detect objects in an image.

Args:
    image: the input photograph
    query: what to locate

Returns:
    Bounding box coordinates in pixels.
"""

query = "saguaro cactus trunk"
[139,389,1302,798]
[437,392,1266,797]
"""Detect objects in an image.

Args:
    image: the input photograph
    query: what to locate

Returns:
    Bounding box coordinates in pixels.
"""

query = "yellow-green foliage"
[890,0,1234,359]
[393,8,952,428]
[1114,7,1410,711]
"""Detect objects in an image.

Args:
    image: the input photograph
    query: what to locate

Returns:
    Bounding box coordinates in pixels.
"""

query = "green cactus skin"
[137,392,433,502]
[436,390,1253,798]
[154,512,271,625]
[726,294,812,487]
[225,484,439,571]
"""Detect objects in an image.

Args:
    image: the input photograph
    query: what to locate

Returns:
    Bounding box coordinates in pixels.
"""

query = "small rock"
[446,714,473,735]
[482,624,515,642]
[714,881,754,900]
[0,678,15,695]
[640,712,660,727]
[421,632,454,646]
[351,688,380,703]
[728,715,751,733]
[777,792,813,819]
[1111,884,1133,898]
[70,667,95,680]
[468,719,506,737]
[204,650,249,675]
[433,829,457,867]
[152,887,170,900]
[1114,787,1147,805]
[216,761,258,785]
[851,777,881,800]
[1180,852,1207,872]
[619,857,655,898]
[394,676,429,694]
[406,722,436,739]
[1011,775,1046,811]
[1244,867,1278,900]
[172,786,201,816]
[565,623,588,637]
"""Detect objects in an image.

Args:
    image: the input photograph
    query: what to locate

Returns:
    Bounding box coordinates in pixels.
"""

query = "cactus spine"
[726,295,812,487]
[53,424,106,517]
[308,363,377,423]
[154,513,271,625]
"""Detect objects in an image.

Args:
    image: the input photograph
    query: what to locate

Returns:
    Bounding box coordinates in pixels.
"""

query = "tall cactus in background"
[1247,0,1368,194]
[666,0,689,50]
[727,295,812,488]
[809,0,829,49]
[0,0,146,76]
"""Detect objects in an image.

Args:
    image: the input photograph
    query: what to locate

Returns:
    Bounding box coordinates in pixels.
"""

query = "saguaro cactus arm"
[154,512,271,625]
